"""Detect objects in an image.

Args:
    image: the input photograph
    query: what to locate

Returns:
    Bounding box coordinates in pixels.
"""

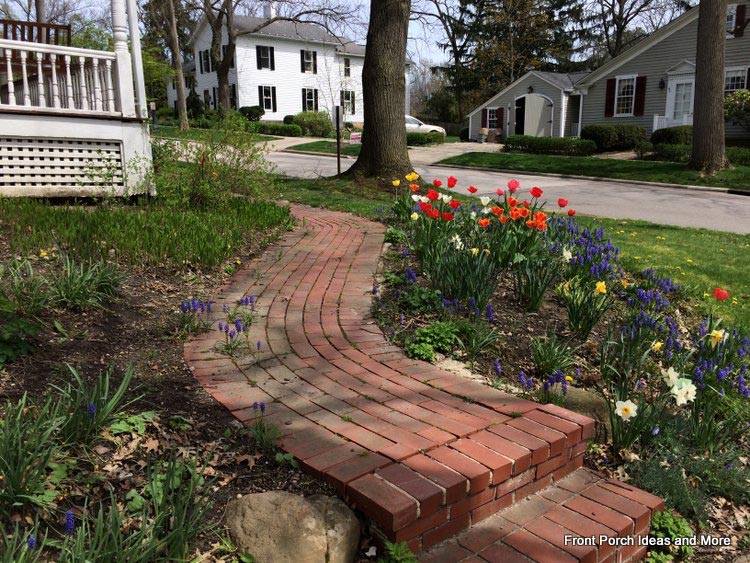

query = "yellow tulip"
[405,172,419,182]
[410,212,419,221]
[392,179,401,187]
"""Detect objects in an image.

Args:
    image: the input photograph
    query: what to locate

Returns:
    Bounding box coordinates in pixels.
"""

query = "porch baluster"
[36,56,46,107]
[50,53,60,108]
[104,59,115,112]
[64,55,74,108]
[78,56,89,111]
[91,58,102,111]
[20,50,31,106]
[5,48,15,106]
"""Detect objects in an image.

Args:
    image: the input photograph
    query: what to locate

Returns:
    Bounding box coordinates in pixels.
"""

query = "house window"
[341,90,355,114]
[725,68,747,93]
[200,50,211,74]
[487,108,497,129]
[259,85,277,112]
[344,57,351,77]
[727,4,737,37]
[302,88,318,111]
[301,50,317,73]
[257,45,274,70]
[615,76,636,116]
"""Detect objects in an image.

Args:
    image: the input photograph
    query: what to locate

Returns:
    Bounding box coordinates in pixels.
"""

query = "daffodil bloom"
[481,207,492,215]
[615,399,638,421]
[40,250,48,258]
[483,249,491,255]
[441,194,453,203]
[470,212,477,219]
[671,378,696,406]
[709,329,726,348]
[480,196,491,206]
[411,194,421,202]
[392,179,401,187]
[565,375,573,382]
[450,235,464,250]
[595,281,607,295]
[562,248,573,262]
[470,248,479,256]
[405,172,419,182]
[661,367,680,387]
[651,341,663,352]
[410,212,419,221]
[621,279,630,288]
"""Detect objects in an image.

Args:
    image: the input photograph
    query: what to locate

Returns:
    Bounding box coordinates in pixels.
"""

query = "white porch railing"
[653,114,693,132]
[0,40,121,117]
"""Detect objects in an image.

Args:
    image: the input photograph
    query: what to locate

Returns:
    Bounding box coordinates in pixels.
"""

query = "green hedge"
[580,124,648,152]
[504,135,597,156]
[407,132,445,146]
[252,122,303,137]
[293,111,333,137]
[653,143,750,165]
[651,125,692,145]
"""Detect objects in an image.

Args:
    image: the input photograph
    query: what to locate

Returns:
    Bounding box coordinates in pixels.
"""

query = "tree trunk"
[689,0,728,174]
[35,0,45,23]
[166,0,189,131]
[346,0,413,179]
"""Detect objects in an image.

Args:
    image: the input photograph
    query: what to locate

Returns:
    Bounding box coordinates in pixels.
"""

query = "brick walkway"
[184,204,663,561]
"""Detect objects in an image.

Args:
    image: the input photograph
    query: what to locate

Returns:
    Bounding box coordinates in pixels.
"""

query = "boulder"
[225,491,360,563]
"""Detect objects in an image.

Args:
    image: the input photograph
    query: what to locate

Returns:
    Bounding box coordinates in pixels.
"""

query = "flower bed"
[375,173,750,556]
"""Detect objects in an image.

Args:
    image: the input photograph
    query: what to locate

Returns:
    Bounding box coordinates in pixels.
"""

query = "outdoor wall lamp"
[527,85,534,94]
[659,78,666,89]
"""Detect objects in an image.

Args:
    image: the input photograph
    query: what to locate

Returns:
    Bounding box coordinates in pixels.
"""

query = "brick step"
[419,468,664,563]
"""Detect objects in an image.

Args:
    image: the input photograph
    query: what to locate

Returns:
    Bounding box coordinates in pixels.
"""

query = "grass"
[268,176,393,216]
[0,198,292,271]
[439,152,750,191]
[153,126,279,144]
[287,140,361,157]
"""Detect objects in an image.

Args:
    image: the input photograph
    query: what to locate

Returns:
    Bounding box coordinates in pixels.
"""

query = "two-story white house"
[172,5,381,125]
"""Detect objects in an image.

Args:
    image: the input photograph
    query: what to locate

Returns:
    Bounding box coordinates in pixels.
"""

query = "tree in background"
[689,0,728,174]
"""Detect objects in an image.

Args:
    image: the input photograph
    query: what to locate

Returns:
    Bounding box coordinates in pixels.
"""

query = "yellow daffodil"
[405,172,419,182]
[410,212,419,221]
[615,399,638,421]
[651,341,663,352]
[686,259,693,263]
[595,281,607,295]
[565,375,574,383]
[392,179,401,187]
[39,250,48,258]
[703,292,710,298]
[470,248,479,256]
[709,329,726,348]
[621,279,630,288]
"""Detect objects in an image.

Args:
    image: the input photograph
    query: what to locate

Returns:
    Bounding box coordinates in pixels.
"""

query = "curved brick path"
[185,204,662,562]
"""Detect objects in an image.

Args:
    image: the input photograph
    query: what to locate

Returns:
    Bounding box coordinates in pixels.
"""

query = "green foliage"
[0,259,49,317]
[505,134,597,156]
[69,15,112,50]
[385,226,408,245]
[404,342,436,361]
[634,140,653,159]
[0,525,46,563]
[283,115,296,125]
[724,89,750,132]
[652,143,691,163]
[377,541,418,563]
[110,411,157,435]
[512,254,558,311]
[555,277,613,339]
[459,127,470,141]
[454,321,499,361]
[648,510,694,560]
[406,132,445,146]
[239,106,265,122]
[0,291,38,367]
[398,284,441,314]
[255,122,303,136]
[275,452,299,468]
[293,111,333,137]
[249,418,282,452]
[650,125,692,146]
[47,256,122,311]
[530,333,577,376]
[581,124,648,151]
[412,322,460,353]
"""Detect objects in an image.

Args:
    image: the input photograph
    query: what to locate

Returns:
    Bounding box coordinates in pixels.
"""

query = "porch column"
[126,0,148,119]
[111,0,136,117]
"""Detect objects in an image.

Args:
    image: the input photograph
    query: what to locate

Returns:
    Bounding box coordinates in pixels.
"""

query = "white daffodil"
[411,194,420,202]
[562,247,573,262]
[615,399,638,422]
[410,212,419,221]
[671,378,697,406]
[420,196,429,203]
[481,207,492,215]
[480,196,491,206]
[441,194,453,203]
[661,366,680,387]
[450,234,464,250]
[470,212,477,219]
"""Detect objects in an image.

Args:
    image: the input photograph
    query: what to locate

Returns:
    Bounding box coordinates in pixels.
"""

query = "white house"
[180,4,373,124]
[0,0,152,197]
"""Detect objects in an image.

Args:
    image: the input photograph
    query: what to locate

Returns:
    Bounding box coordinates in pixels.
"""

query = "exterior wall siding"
[580,9,750,138]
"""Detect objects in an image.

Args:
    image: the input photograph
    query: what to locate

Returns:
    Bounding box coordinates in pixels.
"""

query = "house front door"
[666,78,694,126]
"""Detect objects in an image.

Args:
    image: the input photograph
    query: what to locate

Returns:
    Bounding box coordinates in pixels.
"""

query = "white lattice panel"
[0,137,124,193]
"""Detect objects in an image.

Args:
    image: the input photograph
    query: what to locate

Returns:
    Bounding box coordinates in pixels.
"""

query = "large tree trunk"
[346,0,413,179]
[35,0,45,22]
[689,0,728,174]
[166,0,189,130]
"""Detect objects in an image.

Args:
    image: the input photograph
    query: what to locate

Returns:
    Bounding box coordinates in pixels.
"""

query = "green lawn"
[153,126,280,144]
[439,152,750,191]
[287,140,362,157]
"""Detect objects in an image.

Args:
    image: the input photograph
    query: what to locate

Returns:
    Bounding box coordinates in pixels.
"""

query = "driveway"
[266,143,750,234]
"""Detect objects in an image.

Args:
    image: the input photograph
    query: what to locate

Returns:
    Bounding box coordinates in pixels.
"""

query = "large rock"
[225,491,360,563]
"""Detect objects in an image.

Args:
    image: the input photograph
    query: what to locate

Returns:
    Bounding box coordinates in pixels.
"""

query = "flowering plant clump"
[178,298,213,335]
[213,296,260,357]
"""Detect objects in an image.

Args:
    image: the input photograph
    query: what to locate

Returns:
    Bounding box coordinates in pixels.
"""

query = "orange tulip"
[499,215,510,224]
[508,196,518,207]
[477,218,491,228]
[490,206,503,216]
[519,207,531,218]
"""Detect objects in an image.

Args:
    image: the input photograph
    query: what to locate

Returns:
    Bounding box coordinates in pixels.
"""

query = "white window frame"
[614,74,637,117]
[727,4,737,38]
[303,88,317,111]
[303,50,315,73]
[487,107,498,129]
[724,67,747,93]
[261,85,274,111]
[342,90,355,114]
[344,57,351,77]
[258,45,272,69]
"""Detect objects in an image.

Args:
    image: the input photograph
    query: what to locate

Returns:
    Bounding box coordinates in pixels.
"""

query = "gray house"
[468,1,749,141]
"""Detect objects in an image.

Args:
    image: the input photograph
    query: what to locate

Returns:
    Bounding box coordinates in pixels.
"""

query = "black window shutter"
[604,78,616,117]
[300,50,305,73]
[256,46,262,69]
[481,108,488,128]
[270,47,275,70]
[272,87,277,112]
[258,85,263,106]
[736,4,746,37]
[340,91,344,106]
[633,76,647,116]
[352,93,355,115]
[313,52,318,74]
[199,51,204,74]
[302,89,306,110]
[314,89,318,111]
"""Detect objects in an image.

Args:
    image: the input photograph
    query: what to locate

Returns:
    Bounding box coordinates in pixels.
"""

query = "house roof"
[574,5,699,88]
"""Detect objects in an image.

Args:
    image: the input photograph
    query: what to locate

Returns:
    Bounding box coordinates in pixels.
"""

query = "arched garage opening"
[514,94,554,137]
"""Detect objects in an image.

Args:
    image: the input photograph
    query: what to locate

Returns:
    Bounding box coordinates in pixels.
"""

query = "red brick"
[449,439,512,484]
[456,516,516,553]
[545,505,616,559]
[469,430,532,475]
[506,417,567,457]
[394,508,449,542]
[278,425,347,460]
[427,447,491,494]
[525,409,582,445]
[420,400,489,433]
[488,424,550,464]
[581,485,651,530]
[471,492,513,523]
[347,473,419,532]
[494,469,535,498]
[502,496,555,526]
[553,455,584,481]
[515,473,553,501]
[477,542,529,563]
[303,443,367,477]
[418,426,456,446]
[402,454,468,504]
[557,468,603,493]
[378,442,420,462]
[324,453,392,493]
[597,479,665,512]
[526,516,598,563]
[451,488,495,518]
[536,451,571,478]
[563,495,634,536]
[504,529,578,562]
[420,540,473,563]
[378,464,445,517]
[539,484,576,504]
[538,403,596,440]
[422,512,472,550]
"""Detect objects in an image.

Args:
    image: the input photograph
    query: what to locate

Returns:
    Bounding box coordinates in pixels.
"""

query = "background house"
[468,2,749,141]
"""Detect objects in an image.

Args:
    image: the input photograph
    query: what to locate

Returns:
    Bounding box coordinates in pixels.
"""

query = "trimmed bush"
[503,135,596,156]
[283,115,296,125]
[459,127,469,142]
[293,111,333,137]
[255,122,303,137]
[728,146,750,166]
[581,124,647,151]
[406,132,445,146]
[634,140,653,159]
[650,125,692,145]
[239,106,265,122]
[652,143,690,162]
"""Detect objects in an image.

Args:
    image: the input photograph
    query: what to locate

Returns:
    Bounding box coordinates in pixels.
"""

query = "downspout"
[126,0,148,119]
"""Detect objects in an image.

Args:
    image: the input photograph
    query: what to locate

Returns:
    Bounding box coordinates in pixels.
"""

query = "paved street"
[266,148,750,234]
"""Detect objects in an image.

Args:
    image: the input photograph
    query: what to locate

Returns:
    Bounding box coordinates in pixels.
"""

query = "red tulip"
[467,186,478,194]
[567,209,576,217]
[418,201,432,212]
[713,288,730,301]
[449,199,461,209]
[433,179,443,188]
[427,208,439,219]
[508,196,518,207]
[496,188,505,197]
[441,212,454,221]
[447,176,458,188]
[557,198,568,208]
[522,200,530,208]
[410,184,420,192]
[530,186,543,198]
[507,179,520,193]
[426,189,439,201]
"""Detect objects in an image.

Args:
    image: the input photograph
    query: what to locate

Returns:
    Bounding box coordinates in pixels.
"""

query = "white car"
[405,115,446,136]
